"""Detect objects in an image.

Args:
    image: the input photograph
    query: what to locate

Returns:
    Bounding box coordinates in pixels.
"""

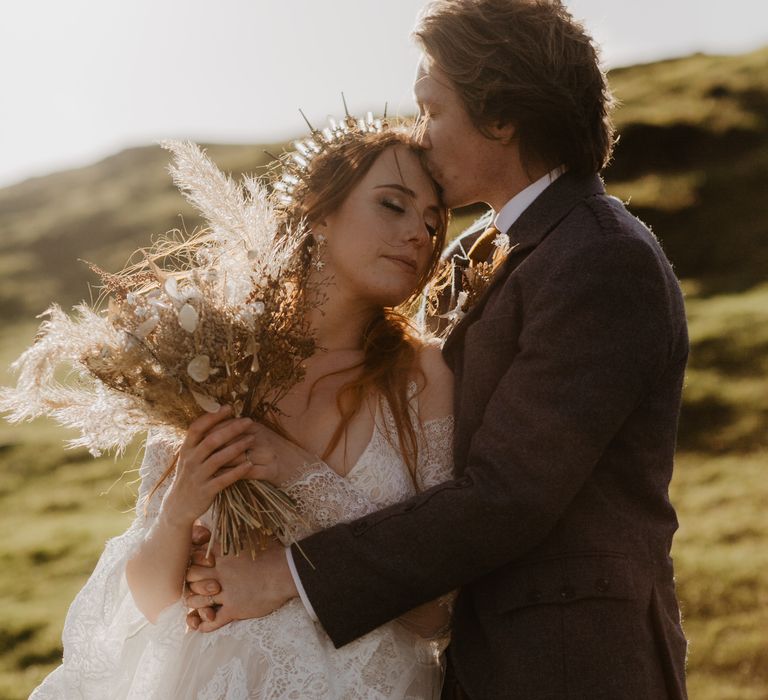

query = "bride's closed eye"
[382,199,438,239]
[381,198,406,214]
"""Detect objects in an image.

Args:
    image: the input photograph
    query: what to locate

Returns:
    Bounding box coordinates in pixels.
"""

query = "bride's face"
[314,146,441,309]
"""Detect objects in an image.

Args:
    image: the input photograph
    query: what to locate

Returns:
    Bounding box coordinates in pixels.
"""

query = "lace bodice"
[282,389,454,537]
[31,385,455,700]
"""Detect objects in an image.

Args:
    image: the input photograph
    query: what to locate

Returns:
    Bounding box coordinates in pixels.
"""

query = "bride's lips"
[383,255,418,274]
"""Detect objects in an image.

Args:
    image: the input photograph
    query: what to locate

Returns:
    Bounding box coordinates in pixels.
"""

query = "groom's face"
[413,58,501,209]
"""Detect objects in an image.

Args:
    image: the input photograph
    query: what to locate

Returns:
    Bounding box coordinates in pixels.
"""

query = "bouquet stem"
[208,479,300,559]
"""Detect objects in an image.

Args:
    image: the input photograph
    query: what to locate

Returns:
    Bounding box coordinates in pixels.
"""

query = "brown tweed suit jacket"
[292,172,689,699]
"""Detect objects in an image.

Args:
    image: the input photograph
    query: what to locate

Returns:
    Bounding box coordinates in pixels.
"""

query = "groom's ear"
[488,120,516,146]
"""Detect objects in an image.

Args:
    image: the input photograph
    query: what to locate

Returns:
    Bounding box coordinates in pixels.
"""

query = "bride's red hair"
[279,129,449,477]
[147,130,448,505]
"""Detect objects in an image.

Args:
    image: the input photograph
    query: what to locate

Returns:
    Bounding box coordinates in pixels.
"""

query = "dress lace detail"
[30,387,455,699]
[282,462,379,540]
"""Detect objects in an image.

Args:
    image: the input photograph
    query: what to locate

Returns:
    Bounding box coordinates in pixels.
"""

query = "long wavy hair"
[413,0,615,176]
[275,129,449,478]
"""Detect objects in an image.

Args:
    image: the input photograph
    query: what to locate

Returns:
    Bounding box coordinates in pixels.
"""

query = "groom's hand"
[185,537,299,633]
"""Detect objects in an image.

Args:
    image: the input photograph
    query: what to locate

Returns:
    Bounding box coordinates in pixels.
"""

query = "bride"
[30,121,456,699]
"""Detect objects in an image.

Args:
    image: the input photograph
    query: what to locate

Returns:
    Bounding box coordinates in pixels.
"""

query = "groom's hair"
[413,0,615,176]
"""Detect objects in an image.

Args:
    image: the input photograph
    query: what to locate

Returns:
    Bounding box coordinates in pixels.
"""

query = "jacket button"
[595,578,610,593]
[527,589,542,603]
[559,585,575,600]
[457,475,472,487]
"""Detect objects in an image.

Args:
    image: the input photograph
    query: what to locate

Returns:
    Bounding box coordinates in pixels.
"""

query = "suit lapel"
[443,173,605,358]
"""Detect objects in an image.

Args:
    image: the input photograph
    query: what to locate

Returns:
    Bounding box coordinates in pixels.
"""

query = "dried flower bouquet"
[0,141,320,557]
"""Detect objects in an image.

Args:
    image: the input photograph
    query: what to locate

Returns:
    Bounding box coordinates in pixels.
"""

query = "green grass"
[0,332,140,698]
[0,426,137,699]
[1,282,765,699]
[610,47,768,133]
[679,283,768,453]
[672,452,768,700]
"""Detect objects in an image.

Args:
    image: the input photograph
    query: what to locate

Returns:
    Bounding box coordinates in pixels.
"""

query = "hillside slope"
[1,48,766,313]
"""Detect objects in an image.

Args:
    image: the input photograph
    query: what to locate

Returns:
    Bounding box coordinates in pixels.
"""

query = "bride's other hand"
[162,407,257,527]
[238,422,317,487]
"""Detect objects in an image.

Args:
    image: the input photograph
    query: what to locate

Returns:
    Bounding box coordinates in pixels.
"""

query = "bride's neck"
[308,288,377,352]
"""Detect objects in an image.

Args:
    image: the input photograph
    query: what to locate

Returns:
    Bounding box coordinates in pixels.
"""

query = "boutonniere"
[439,231,513,329]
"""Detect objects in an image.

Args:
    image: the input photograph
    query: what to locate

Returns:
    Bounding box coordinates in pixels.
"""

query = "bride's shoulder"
[414,340,451,384]
[412,340,453,422]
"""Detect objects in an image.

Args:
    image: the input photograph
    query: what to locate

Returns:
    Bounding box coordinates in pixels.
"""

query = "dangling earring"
[307,232,326,271]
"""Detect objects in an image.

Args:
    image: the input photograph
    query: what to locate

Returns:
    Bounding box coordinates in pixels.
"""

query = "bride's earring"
[308,232,327,271]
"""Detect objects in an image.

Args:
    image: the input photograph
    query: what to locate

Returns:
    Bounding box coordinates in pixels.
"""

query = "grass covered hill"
[0,143,279,321]
[0,47,767,699]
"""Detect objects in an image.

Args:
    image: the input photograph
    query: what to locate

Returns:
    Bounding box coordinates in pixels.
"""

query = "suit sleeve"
[291,233,674,647]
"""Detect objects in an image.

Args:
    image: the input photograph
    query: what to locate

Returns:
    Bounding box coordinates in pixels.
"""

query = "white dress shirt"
[285,165,565,624]
[494,166,564,234]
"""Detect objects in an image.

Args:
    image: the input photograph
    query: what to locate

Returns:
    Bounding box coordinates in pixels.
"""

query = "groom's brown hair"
[413,0,615,176]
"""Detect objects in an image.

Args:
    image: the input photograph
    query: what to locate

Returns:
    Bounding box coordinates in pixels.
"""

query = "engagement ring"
[207,595,215,606]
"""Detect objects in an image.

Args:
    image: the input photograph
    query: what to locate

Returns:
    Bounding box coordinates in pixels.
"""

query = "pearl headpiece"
[269,95,391,207]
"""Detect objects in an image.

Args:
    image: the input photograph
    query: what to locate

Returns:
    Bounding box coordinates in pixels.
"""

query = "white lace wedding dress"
[30,388,454,699]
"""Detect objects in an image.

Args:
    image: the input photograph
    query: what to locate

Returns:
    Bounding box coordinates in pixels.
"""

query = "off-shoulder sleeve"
[397,414,456,668]
[30,431,189,699]
[415,415,455,492]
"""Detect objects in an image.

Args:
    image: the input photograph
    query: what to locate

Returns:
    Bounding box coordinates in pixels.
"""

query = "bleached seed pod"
[180,284,203,303]
[148,298,171,311]
[164,276,184,303]
[247,337,261,372]
[135,316,160,339]
[191,389,220,413]
[187,354,212,382]
[178,303,199,333]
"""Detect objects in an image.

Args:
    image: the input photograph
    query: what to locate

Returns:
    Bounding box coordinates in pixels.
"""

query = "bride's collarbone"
[275,390,378,476]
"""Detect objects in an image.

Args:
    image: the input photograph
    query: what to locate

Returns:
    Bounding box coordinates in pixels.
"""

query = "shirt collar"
[494,167,565,235]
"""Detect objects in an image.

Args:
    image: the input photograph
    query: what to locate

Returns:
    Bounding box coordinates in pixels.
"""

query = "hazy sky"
[1,0,766,188]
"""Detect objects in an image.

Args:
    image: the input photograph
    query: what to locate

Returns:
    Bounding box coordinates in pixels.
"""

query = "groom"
[187,1,689,697]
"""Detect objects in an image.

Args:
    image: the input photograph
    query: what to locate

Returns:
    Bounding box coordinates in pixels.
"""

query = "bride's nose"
[403,220,430,247]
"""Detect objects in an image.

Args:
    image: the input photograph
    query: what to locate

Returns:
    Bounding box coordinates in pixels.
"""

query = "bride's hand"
[184,538,297,632]
[161,406,258,527]
[239,422,318,487]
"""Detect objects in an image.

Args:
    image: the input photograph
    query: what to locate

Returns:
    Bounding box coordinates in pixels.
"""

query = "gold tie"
[468,225,505,268]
